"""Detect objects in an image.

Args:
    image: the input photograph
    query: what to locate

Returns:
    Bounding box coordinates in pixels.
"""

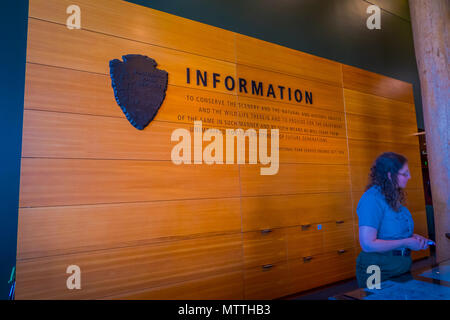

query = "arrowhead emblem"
[109,54,168,130]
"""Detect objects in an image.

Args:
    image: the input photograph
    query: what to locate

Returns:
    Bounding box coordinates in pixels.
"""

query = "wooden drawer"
[320,248,357,284]
[323,220,355,252]
[242,228,287,268]
[289,254,329,293]
[244,262,290,300]
[289,248,356,294]
[286,224,323,259]
[241,193,353,231]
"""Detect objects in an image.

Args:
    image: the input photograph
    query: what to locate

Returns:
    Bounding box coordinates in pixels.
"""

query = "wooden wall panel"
[17,0,427,300]
[24,108,350,166]
[17,198,241,260]
[22,110,239,160]
[16,233,243,299]
[27,18,237,94]
[412,211,429,236]
[25,63,120,117]
[19,159,240,207]
[348,139,421,166]
[24,63,239,126]
[108,271,244,300]
[29,0,237,63]
[235,33,342,86]
[405,188,427,213]
[342,64,415,103]
[22,110,179,160]
[240,164,351,196]
[347,114,419,145]
[344,89,417,123]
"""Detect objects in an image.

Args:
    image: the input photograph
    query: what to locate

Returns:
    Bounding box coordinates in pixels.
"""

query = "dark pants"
[355,251,412,288]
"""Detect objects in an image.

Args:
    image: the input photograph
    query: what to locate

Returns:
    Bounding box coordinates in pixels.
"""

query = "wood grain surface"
[16,233,243,299]
[17,0,427,299]
[17,198,241,260]
[19,158,240,207]
[342,64,415,103]
[241,192,353,231]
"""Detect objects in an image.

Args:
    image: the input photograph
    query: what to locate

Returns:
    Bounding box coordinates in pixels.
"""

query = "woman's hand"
[359,226,418,253]
[405,236,429,251]
[413,233,429,242]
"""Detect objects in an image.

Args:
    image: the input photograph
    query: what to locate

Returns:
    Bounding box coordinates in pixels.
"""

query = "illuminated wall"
[15,0,428,299]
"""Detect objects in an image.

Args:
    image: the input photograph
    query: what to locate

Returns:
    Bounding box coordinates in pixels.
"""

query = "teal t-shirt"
[357,185,414,240]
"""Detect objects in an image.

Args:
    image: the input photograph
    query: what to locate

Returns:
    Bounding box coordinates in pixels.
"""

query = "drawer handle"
[337,249,347,254]
[262,264,273,270]
[301,224,311,230]
[261,229,273,234]
[336,220,345,224]
[303,256,313,262]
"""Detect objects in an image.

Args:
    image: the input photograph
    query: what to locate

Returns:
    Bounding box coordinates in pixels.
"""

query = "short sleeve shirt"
[357,185,414,240]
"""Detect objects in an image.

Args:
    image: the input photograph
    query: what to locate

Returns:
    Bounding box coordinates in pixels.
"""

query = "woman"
[356,152,430,288]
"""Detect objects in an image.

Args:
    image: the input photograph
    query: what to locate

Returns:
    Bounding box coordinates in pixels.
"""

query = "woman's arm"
[359,226,429,252]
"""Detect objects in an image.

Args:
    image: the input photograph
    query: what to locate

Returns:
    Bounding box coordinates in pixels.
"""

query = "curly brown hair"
[366,152,407,212]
